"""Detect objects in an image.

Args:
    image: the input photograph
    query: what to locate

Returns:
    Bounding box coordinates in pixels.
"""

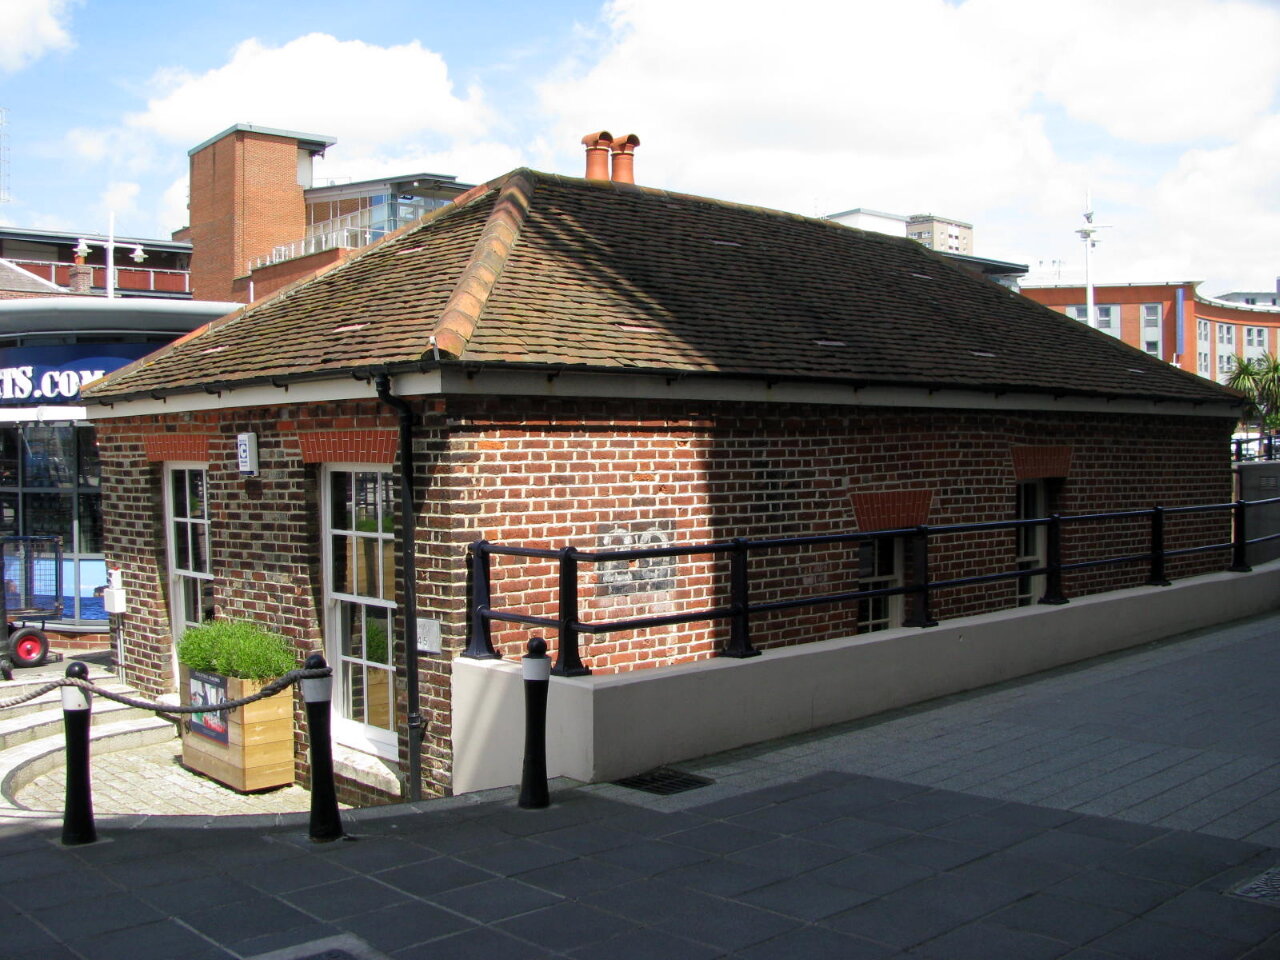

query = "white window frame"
[1197,319,1210,343]
[1094,304,1118,334]
[1015,480,1047,607]
[321,463,398,758]
[1218,323,1236,348]
[164,462,213,687]
[856,537,903,633]
[1246,326,1267,350]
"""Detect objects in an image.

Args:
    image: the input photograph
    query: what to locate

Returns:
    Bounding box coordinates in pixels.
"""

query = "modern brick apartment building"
[83,158,1243,803]
[1023,280,1280,384]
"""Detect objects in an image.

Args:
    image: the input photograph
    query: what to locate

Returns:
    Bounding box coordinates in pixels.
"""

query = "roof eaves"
[431,170,537,359]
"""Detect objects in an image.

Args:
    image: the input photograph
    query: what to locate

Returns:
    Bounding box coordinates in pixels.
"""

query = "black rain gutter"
[374,373,423,803]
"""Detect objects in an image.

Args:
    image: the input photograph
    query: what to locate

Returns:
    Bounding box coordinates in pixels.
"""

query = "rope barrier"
[0,667,331,714]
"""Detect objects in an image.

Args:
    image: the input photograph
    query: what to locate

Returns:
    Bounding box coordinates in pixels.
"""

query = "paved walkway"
[14,739,315,817]
[5,612,1280,958]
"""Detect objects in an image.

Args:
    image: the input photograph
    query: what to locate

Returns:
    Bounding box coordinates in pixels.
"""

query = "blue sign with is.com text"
[0,343,155,404]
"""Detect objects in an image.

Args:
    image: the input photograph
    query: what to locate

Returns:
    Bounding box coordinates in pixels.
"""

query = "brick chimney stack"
[68,255,92,295]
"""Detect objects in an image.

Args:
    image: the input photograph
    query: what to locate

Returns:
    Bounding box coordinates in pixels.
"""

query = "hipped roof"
[82,169,1242,409]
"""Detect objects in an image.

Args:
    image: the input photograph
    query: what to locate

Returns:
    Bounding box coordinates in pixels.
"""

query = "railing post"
[464,541,500,659]
[903,526,938,627]
[1147,506,1171,586]
[724,538,760,658]
[1039,515,1068,605]
[1231,499,1253,572]
[552,547,590,676]
[61,662,96,846]
[302,654,343,842]
[519,637,551,809]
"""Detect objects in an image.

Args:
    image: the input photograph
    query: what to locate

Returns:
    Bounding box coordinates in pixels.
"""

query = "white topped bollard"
[302,653,342,842]
[519,637,551,809]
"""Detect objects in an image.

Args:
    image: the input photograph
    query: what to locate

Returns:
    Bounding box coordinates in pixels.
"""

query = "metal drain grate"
[613,767,715,796]
[1230,867,1280,905]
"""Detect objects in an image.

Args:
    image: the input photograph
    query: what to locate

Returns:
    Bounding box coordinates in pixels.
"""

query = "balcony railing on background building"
[11,260,190,295]
[466,496,1280,677]
[1233,436,1280,462]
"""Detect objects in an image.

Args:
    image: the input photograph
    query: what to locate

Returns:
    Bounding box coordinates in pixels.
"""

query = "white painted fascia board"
[82,365,1239,421]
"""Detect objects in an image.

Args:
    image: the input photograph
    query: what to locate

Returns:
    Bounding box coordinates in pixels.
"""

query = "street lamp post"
[1075,197,1109,329]
[74,213,146,299]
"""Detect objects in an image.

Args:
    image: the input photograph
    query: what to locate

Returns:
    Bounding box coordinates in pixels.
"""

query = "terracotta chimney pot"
[581,131,613,180]
[609,134,641,184]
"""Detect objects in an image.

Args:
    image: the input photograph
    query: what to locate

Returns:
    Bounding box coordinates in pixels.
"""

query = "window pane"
[354,473,379,530]
[366,667,392,730]
[379,474,396,532]
[353,537,372,595]
[332,533,352,594]
[171,470,188,519]
[77,428,101,488]
[367,607,391,664]
[189,523,208,574]
[340,602,361,659]
[330,472,351,531]
[378,539,394,601]
[27,492,72,543]
[175,523,190,570]
[186,470,206,519]
[23,426,74,488]
[78,492,102,552]
[0,429,18,487]
[0,492,16,537]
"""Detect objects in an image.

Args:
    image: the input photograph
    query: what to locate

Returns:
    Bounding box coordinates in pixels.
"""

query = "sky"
[1,0,1279,296]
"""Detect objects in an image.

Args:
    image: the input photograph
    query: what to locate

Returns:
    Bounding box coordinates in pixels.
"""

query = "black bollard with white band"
[302,653,343,842]
[518,637,551,809]
[61,661,97,846]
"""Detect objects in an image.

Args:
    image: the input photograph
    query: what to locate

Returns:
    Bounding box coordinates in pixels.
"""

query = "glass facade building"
[0,297,240,630]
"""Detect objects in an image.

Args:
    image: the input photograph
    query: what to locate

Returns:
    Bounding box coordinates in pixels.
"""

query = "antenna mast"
[0,108,9,205]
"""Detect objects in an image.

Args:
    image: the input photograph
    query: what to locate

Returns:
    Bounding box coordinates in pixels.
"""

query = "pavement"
[6,612,1280,958]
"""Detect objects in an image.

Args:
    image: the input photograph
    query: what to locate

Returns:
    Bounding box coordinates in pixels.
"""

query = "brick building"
[1022,280,1280,384]
[186,124,471,303]
[83,159,1242,802]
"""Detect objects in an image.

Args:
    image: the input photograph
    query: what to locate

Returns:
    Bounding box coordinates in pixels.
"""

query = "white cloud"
[533,0,1280,291]
[100,181,140,220]
[126,33,494,149]
[62,32,515,235]
[0,0,73,73]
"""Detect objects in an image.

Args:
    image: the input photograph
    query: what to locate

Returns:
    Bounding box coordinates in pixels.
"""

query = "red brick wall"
[96,393,1235,799]
[188,130,307,302]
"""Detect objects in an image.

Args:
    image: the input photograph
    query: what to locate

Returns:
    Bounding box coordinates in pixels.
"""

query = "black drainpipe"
[374,373,423,802]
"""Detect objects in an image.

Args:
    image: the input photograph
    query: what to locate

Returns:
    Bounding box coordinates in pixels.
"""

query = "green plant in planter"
[177,620,294,680]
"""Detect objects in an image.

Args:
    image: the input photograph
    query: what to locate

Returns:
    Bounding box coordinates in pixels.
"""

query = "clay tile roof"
[83,169,1241,409]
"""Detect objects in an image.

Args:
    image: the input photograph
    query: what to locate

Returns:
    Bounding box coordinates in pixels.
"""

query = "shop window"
[0,424,106,621]
[323,466,397,758]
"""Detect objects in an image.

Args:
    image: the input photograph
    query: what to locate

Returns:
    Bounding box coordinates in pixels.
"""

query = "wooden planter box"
[179,664,295,792]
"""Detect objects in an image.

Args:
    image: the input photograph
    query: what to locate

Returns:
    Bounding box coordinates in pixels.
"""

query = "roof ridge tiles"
[431,171,536,358]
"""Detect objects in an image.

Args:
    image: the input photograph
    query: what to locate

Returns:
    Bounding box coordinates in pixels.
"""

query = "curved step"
[0,665,125,720]
[0,715,178,809]
[0,698,153,751]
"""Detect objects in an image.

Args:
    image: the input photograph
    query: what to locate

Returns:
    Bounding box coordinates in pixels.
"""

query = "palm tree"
[1226,352,1280,440]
